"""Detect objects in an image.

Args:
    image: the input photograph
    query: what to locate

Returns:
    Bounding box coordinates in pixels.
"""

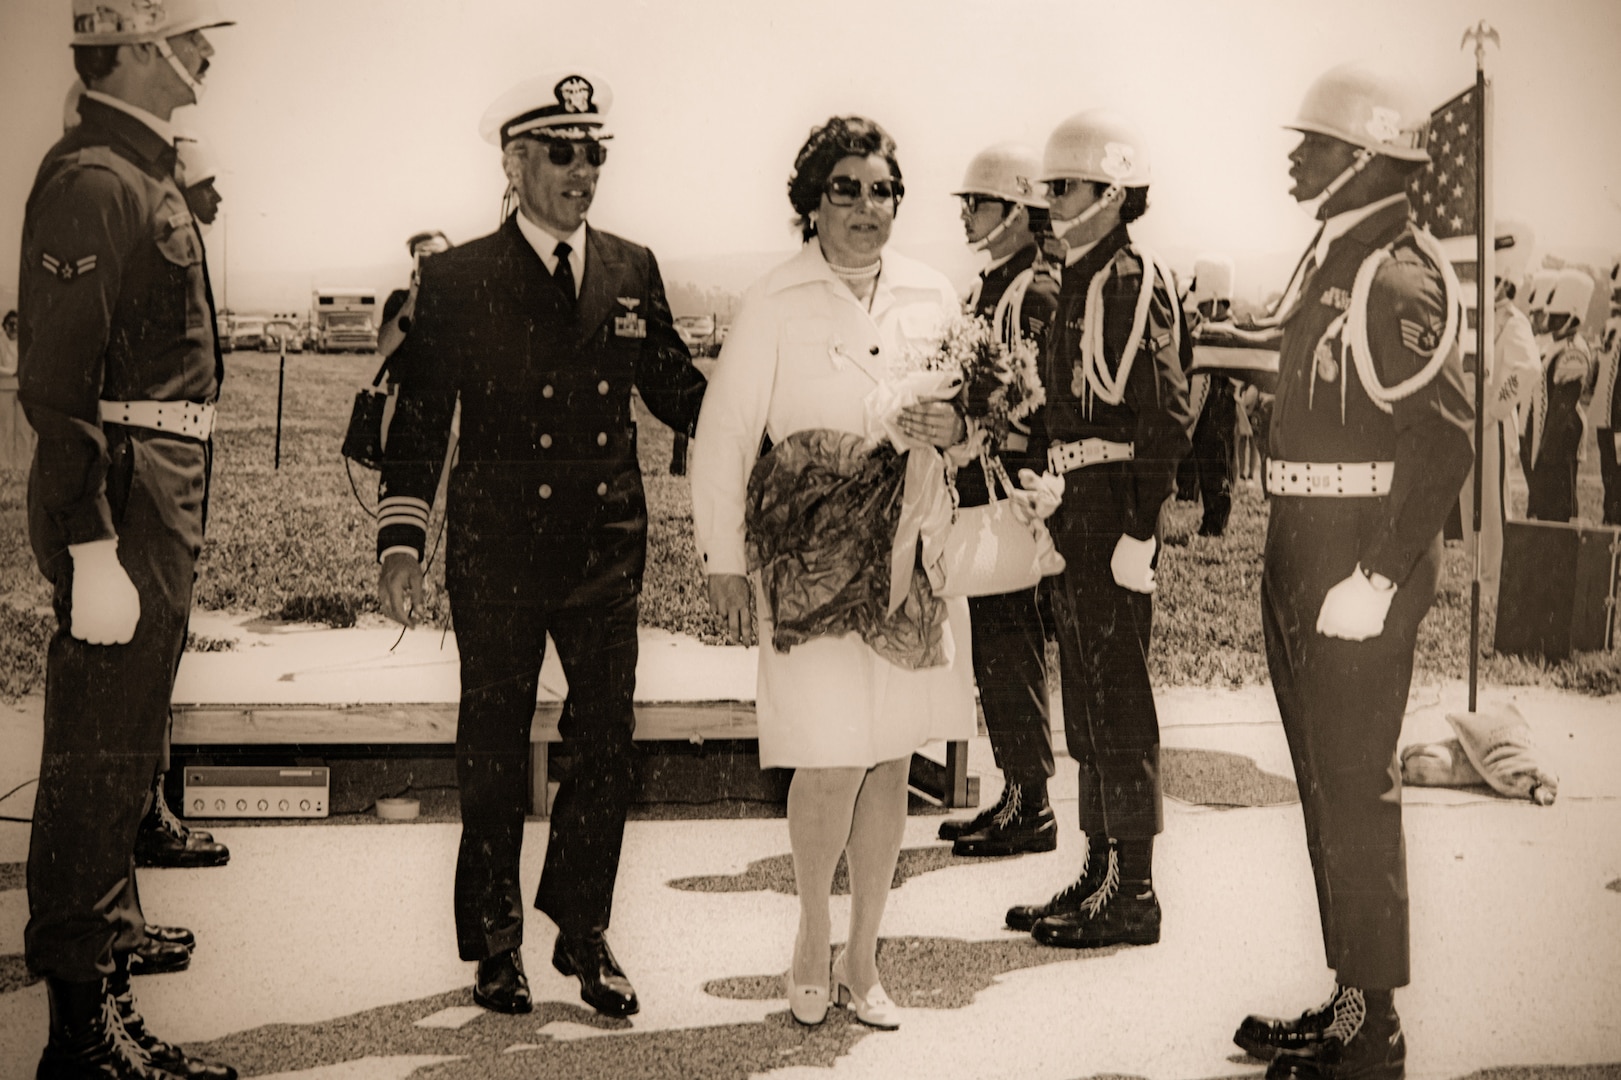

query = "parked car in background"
[229,314,266,352]
[312,287,379,352]
[674,314,719,357]
[261,316,304,353]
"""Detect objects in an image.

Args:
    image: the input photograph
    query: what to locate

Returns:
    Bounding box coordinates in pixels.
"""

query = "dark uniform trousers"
[1177,374,1237,534]
[19,98,220,982]
[961,245,1058,786]
[377,214,706,962]
[451,592,639,958]
[1592,347,1620,526]
[1034,225,1192,840]
[1263,200,1472,992]
[1523,372,1584,522]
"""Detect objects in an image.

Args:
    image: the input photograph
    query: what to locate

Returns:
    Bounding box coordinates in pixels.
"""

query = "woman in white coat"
[690,116,975,1030]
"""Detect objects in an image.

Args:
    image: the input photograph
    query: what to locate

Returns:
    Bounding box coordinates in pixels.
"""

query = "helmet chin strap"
[1049,183,1120,243]
[154,38,205,103]
[972,204,1026,252]
[1303,148,1373,219]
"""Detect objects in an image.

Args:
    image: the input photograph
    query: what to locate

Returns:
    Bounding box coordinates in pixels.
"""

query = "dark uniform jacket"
[1033,223,1193,541]
[1270,198,1473,585]
[19,96,221,566]
[377,214,707,608]
[957,243,1058,508]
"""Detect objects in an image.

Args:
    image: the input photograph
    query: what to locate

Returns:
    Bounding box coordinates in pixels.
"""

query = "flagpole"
[1463,21,1500,713]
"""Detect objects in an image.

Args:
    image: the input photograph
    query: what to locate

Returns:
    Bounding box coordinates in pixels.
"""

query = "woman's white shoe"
[831,953,900,1029]
[788,980,830,1026]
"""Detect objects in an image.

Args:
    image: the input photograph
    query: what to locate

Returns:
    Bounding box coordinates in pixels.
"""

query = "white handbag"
[937,457,1057,598]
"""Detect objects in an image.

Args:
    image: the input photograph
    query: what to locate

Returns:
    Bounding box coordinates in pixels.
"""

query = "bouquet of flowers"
[904,311,1044,455]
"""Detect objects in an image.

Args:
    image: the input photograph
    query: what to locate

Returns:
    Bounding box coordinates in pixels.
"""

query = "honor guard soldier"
[376,71,707,1019]
[935,142,1061,858]
[174,135,224,225]
[1228,64,1474,1079]
[1587,258,1621,524]
[1003,110,1193,949]
[1521,267,1596,522]
[19,2,238,1078]
[1177,256,1242,536]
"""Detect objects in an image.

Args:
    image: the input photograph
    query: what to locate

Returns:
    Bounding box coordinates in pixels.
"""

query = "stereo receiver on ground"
[183,765,330,818]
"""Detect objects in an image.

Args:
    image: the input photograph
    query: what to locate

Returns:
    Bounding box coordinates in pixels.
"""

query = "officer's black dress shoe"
[472,948,532,1014]
[1265,1003,1405,1080]
[111,960,237,1079]
[938,785,1012,843]
[38,977,166,1079]
[952,803,1058,858]
[1005,837,1112,932]
[142,924,197,951]
[125,938,190,977]
[1031,882,1160,949]
[135,783,229,869]
[553,929,639,1017]
[1236,988,1345,1062]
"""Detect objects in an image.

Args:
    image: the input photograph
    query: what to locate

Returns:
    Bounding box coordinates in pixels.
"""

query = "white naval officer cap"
[480,71,614,147]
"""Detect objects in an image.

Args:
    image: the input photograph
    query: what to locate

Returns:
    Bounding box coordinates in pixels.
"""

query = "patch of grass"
[2,351,1619,701]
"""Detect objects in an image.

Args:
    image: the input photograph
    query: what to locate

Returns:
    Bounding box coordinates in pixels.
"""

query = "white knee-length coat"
[690,243,977,769]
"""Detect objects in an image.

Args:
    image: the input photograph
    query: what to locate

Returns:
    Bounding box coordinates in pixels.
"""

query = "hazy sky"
[2,0,1618,310]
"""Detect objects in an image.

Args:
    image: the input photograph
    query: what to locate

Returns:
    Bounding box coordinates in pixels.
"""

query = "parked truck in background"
[311,287,379,352]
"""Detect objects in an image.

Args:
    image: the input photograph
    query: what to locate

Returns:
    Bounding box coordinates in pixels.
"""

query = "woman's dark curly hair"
[787,115,903,242]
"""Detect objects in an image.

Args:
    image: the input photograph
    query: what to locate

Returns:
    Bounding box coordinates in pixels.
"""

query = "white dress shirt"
[514,212,585,294]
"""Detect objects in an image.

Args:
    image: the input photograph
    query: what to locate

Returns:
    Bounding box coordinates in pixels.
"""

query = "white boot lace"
[992,784,1024,829]
[1079,847,1120,918]
[1322,986,1366,1043]
[101,994,153,1067]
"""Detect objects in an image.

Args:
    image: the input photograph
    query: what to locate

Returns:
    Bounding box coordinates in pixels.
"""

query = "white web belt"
[1047,438,1135,474]
[99,400,216,441]
[1265,459,1393,497]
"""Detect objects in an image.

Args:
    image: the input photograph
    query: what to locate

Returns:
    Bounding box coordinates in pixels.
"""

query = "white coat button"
[542,384,554,398]
[539,434,553,448]
[596,482,608,496]
[538,484,552,499]
[597,380,610,395]
[596,432,608,446]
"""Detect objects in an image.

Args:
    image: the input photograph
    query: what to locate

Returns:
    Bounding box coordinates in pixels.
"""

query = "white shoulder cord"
[1078,246,1180,413]
[992,267,1035,351]
[1343,227,1461,415]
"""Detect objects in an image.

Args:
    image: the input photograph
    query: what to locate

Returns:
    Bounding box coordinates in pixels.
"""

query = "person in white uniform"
[691,115,974,1032]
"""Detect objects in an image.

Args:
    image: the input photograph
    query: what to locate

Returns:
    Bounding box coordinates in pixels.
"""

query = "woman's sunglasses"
[824,175,904,207]
[535,139,608,168]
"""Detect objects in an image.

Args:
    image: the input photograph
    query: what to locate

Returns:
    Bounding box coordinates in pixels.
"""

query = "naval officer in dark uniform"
[20,2,238,1077]
[376,71,707,1019]
[1222,64,1473,1079]
[935,141,1062,858]
[1004,110,1193,950]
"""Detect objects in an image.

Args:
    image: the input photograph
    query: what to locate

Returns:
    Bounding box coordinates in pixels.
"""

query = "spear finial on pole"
[1461,21,1500,69]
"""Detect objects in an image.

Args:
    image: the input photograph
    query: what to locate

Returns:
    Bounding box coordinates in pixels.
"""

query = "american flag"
[1408,86,1487,359]
[1408,86,1480,239]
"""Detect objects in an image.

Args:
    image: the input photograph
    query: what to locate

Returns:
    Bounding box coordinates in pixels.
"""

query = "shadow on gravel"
[668,844,965,896]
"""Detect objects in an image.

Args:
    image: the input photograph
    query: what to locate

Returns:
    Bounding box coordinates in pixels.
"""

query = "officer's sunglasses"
[959,194,1010,214]
[1043,178,1092,199]
[824,176,904,207]
[534,139,608,168]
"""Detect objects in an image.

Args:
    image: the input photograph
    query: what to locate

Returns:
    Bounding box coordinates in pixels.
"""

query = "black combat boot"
[1005,835,1111,932]
[1031,836,1160,948]
[110,957,238,1080]
[938,783,1014,843]
[1236,985,1351,1062]
[1265,988,1405,1080]
[37,977,164,1079]
[134,774,229,869]
[951,783,1058,857]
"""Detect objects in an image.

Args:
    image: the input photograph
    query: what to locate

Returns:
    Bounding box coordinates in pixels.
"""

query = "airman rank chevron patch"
[41,253,97,282]
[1400,318,1440,354]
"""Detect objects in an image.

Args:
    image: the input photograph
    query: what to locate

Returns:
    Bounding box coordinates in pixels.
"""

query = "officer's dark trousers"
[1262,498,1437,991]
[448,592,638,961]
[967,586,1053,786]
[1523,382,1584,522]
[1178,381,1237,536]
[1045,471,1162,840]
[25,432,204,981]
[1598,427,1621,526]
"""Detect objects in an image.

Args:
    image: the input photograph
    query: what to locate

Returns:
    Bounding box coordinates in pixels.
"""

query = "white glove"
[1110,533,1157,593]
[68,538,141,645]
[1315,564,1395,641]
[1010,468,1064,524]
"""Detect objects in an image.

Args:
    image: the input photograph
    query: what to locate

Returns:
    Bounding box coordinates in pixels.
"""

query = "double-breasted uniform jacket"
[377,214,707,607]
[1263,195,1472,990]
[1031,222,1192,842]
[18,94,222,981]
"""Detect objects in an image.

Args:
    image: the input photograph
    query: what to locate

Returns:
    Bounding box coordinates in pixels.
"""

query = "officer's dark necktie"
[552,241,577,314]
